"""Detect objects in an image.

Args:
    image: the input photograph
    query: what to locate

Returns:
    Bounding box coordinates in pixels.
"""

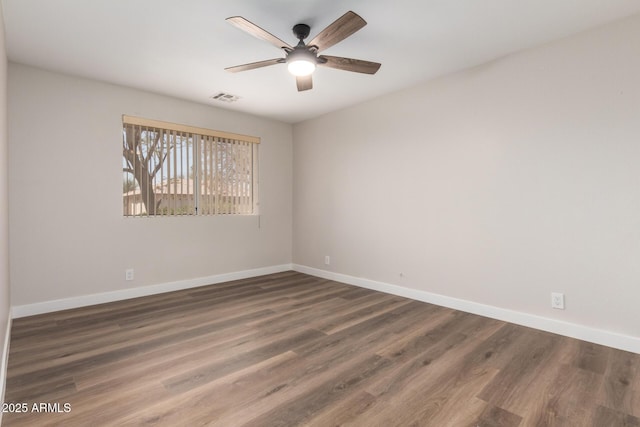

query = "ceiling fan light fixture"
[287,59,316,76]
[286,49,317,76]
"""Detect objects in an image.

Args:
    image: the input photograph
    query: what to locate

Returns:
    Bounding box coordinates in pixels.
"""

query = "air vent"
[210,92,241,103]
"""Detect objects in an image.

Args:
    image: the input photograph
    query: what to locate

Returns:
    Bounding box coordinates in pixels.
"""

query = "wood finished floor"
[3,271,640,426]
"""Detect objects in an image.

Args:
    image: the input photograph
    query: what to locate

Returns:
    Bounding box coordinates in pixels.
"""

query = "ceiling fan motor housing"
[292,23,311,41]
[287,46,317,62]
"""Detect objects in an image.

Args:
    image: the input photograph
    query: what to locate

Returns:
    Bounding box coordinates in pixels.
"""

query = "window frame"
[122,115,260,217]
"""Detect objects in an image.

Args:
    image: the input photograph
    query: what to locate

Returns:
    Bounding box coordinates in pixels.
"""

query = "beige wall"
[0,2,11,368]
[8,64,292,306]
[293,14,640,338]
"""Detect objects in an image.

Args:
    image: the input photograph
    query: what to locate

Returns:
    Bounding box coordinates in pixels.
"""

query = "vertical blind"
[122,115,259,217]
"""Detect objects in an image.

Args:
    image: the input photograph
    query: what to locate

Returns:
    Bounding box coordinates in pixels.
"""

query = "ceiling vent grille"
[211,92,241,103]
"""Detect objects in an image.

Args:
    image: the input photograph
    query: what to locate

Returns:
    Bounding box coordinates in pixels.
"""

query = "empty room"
[0,1,639,426]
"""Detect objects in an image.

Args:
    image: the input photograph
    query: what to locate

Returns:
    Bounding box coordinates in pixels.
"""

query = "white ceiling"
[3,1,640,123]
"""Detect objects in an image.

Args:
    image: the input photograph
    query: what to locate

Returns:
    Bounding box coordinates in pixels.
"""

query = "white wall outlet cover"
[551,292,565,309]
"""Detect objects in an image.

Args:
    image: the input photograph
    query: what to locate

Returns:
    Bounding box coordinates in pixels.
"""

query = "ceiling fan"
[225,11,381,92]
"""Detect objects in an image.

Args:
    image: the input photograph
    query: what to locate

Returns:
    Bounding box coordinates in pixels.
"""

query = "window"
[122,115,259,216]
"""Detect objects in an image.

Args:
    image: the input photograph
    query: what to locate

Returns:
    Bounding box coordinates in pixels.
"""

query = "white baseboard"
[0,310,11,414]
[293,264,640,354]
[10,263,639,354]
[12,264,294,318]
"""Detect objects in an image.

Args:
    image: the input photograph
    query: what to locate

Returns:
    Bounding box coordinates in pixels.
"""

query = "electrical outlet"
[324,256,330,265]
[551,292,565,309]
[125,269,134,281]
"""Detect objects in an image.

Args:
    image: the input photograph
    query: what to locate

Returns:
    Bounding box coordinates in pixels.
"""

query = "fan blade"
[308,11,366,52]
[225,58,284,73]
[318,55,381,74]
[296,75,313,91]
[226,16,293,50]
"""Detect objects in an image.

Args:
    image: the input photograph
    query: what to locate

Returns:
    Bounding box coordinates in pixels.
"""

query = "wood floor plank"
[477,329,562,407]
[161,328,326,394]
[467,402,523,427]
[375,310,484,361]
[407,366,502,426]
[301,390,377,427]
[6,308,275,390]
[206,340,400,426]
[312,296,409,334]
[574,341,611,375]
[366,318,504,399]
[598,347,640,417]
[72,325,258,391]
[4,271,640,426]
[354,320,506,425]
[113,351,302,426]
[241,355,393,427]
[592,405,640,427]
[519,363,602,426]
